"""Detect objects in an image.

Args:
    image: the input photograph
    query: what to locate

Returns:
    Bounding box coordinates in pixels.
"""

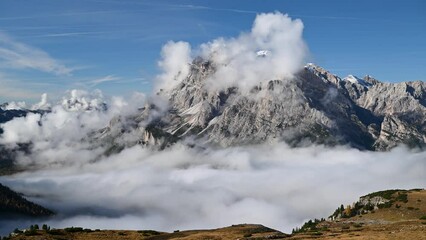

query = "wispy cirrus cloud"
[0,10,126,21]
[174,4,257,14]
[88,75,121,87]
[83,75,149,88]
[38,31,110,38]
[0,31,73,75]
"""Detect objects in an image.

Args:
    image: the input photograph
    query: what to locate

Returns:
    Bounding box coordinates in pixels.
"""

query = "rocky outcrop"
[358,195,390,208]
[95,59,426,151]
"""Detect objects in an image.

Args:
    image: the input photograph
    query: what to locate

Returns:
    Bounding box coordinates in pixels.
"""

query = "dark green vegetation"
[292,218,326,235]
[137,230,161,237]
[363,189,415,209]
[362,189,410,200]
[0,183,54,218]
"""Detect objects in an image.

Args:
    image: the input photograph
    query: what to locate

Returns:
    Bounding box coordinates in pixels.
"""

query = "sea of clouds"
[1,142,424,235]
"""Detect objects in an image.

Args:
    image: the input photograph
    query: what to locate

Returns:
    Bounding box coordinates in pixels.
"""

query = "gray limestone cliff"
[94,59,426,151]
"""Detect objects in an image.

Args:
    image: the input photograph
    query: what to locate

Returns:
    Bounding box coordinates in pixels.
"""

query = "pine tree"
[344,205,352,217]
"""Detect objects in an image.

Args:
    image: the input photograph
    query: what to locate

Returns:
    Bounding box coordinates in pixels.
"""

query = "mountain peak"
[304,63,342,86]
[343,74,373,88]
[90,60,426,151]
[256,50,270,57]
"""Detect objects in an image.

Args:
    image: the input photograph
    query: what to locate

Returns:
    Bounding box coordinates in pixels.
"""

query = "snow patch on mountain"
[2,90,108,113]
[343,75,372,88]
[256,50,269,57]
[0,101,27,110]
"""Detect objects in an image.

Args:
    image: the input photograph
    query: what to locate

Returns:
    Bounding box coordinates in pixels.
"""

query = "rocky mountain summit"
[95,58,426,151]
[307,64,426,149]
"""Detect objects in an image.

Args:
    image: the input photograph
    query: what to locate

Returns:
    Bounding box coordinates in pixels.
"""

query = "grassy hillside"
[3,224,286,240]
[289,189,426,239]
[0,183,54,218]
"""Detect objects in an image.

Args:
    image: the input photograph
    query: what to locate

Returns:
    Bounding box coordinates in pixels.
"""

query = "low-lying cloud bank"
[1,143,425,235]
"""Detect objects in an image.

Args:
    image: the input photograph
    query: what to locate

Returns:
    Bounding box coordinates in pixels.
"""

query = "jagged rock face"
[375,115,426,150]
[98,60,425,151]
[306,64,426,150]
[199,70,373,148]
[90,104,178,153]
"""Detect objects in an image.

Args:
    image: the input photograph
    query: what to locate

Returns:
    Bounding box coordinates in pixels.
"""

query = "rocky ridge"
[94,59,426,151]
[307,64,426,149]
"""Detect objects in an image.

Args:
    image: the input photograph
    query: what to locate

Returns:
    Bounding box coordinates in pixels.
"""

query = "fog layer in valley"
[1,141,425,235]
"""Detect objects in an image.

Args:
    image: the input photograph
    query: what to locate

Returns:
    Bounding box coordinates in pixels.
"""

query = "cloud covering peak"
[156,12,308,93]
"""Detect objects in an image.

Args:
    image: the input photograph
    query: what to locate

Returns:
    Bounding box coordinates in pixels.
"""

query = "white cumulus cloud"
[155,12,308,93]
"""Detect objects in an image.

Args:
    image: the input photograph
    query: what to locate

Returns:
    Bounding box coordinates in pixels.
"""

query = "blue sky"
[0,0,425,103]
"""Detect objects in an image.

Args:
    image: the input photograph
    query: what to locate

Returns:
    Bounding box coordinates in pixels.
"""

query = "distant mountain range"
[93,59,426,152]
[1,60,425,154]
[0,106,37,127]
